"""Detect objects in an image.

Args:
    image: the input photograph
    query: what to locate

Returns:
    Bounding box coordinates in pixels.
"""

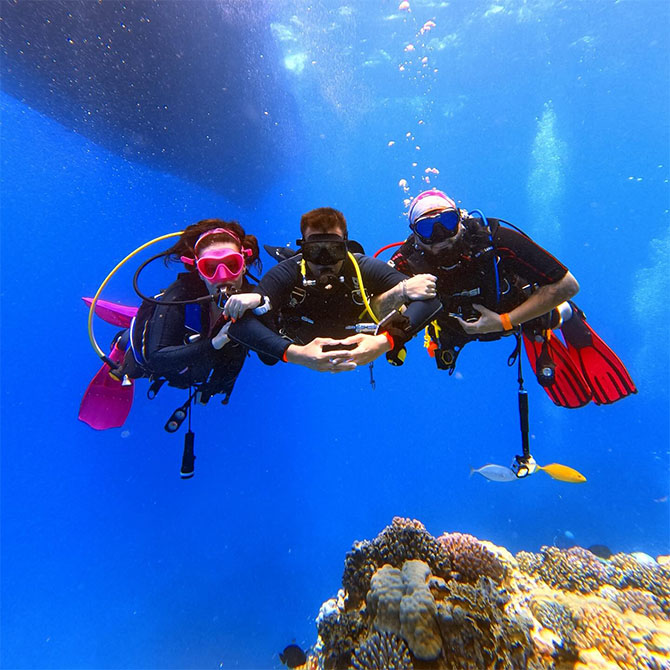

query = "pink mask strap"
[194,227,242,250]
[180,255,196,266]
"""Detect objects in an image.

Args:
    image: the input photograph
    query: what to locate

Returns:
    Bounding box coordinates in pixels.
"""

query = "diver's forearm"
[370,281,406,316]
[509,272,579,326]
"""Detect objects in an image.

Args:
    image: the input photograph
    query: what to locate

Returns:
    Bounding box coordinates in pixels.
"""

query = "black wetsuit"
[390,217,568,369]
[130,271,249,400]
[228,253,442,362]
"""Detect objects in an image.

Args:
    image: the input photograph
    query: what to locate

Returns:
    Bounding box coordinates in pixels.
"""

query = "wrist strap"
[500,313,514,331]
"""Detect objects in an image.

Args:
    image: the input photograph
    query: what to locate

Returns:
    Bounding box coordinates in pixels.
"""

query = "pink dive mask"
[180,228,252,283]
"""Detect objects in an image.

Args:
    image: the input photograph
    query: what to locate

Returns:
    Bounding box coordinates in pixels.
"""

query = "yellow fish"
[537,463,587,483]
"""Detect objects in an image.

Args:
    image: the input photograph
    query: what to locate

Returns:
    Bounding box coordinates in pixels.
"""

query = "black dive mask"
[298,234,348,266]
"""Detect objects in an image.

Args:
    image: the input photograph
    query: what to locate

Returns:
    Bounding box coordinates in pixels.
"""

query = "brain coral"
[367,560,442,661]
[437,532,505,584]
[342,517,451,608]
[368,565,404,637]
[351,632,413,670]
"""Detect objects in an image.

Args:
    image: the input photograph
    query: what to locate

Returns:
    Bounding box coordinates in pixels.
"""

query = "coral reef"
[518,544,670,617]
[367,560,442,660]
[316,610,366,670]
[351,632,413,670]
[341,517,451,609]
[437,531,505,584]
[311,518,670,670]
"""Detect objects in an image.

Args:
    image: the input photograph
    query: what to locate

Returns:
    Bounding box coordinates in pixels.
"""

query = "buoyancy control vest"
[127,272,246,401]
[396,217,533,371]
[277,255,371,344]
[400,217,532,332]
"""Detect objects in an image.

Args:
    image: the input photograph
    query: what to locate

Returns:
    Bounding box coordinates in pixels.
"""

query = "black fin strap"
[147,378,167,400]
[507,328,522,367]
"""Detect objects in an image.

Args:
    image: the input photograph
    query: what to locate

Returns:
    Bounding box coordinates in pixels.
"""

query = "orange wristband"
[382,331,395,350]
[500,313,513,331]
[281,348,289,363]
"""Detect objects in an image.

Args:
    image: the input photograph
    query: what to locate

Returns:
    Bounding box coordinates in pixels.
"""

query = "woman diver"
[80,219,266,477]
[125,218,264,401]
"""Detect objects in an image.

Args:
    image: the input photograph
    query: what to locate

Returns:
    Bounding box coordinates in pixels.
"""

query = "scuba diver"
[378,188,635,483]
[228,207,442,372]
[80,219,266,477]
[380,189,636,409]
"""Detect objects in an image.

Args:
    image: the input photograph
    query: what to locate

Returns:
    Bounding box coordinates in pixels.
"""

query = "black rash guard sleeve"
[143,301,217,376]
[493,225,568,285]
[228,259,299,362]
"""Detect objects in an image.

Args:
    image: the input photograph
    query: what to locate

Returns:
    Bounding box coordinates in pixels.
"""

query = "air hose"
[87,231,183,365]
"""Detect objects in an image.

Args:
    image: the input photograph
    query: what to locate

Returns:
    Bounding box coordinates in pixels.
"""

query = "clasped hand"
[287,334,391,372]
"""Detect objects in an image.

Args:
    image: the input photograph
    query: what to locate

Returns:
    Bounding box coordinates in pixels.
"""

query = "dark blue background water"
[2,1,668,668]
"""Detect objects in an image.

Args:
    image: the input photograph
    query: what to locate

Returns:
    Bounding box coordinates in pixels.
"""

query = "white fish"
[470,464,519,482]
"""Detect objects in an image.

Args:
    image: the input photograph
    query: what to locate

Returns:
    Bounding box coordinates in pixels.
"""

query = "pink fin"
[79,342,134,430]
[82,297,138,328]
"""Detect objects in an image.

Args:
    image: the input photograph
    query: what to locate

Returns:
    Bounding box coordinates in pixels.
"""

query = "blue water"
[1,2,668,668]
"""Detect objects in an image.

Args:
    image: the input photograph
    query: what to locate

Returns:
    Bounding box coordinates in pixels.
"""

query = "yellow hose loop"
[88,231,184,361]
[348,252,378,324]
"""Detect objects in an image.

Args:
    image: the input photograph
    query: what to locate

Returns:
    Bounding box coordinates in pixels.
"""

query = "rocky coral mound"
[311,517,670,670]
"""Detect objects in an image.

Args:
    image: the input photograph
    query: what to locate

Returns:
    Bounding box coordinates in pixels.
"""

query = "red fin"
[523,332,592,409]
[563,319,637,405]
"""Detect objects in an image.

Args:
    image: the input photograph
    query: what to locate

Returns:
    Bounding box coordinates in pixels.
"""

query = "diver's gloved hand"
[223,292,265,322]
[402,273,438,301]
[285,337,357,373]
[211,321,232,350]
[455,303,510,335]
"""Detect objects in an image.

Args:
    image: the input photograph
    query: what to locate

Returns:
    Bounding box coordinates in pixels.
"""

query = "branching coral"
[351,632,413,670]
[599,585,666,620]
[437,532,505,584]
[437,576,533,670]
[518,545,609,593]
[317,609,366,670]
[609,553,670,616]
